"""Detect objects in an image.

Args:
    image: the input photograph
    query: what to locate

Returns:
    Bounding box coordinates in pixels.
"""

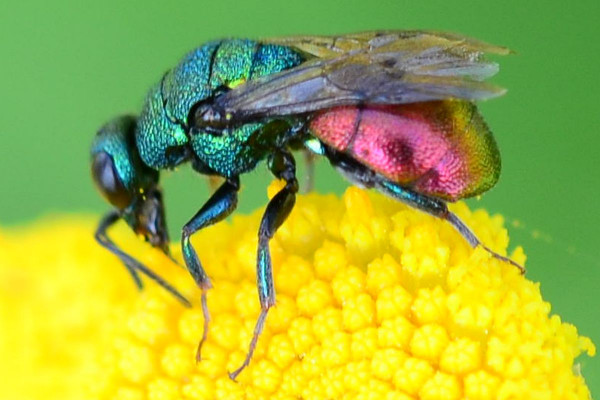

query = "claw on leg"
[228,307,270,381]
[445,211,525,274]
[195,289,212,362]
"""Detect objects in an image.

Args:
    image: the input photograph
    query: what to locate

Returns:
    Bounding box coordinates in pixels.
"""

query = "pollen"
[0,186,595,399]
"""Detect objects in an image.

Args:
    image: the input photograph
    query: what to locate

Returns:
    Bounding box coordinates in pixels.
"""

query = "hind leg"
[324,148,524,273]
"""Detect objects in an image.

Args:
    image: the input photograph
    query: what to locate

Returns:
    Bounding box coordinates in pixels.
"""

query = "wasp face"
[129,188,170,254]
[91,116,170,254]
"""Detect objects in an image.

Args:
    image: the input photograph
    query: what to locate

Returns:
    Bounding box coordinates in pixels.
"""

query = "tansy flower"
[0,185,595,400]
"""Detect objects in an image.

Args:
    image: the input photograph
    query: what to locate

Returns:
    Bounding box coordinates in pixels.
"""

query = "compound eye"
[91,152,133,209]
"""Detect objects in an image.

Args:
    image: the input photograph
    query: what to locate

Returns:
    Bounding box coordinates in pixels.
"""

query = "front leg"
[181,177,240,361]
[229,150,298,380]
[95,210,191,307]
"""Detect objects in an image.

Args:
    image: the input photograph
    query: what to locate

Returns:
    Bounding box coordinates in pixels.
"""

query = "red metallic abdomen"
[309,100,501,201]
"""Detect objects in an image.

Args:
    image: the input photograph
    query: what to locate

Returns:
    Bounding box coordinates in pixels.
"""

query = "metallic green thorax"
[135,39,305,176]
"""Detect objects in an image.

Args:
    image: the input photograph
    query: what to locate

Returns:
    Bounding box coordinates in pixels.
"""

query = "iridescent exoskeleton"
[90,31,522,379]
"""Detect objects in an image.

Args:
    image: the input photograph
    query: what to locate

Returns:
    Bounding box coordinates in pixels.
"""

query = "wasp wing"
[215,31,509,121]
[263,30,509,61]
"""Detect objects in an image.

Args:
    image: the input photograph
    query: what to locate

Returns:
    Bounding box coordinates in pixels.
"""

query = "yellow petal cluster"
[0,186,595,400]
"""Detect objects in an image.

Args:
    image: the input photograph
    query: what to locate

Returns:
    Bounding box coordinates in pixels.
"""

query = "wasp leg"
[181,177,240,362]
[376,180,525,274]
[303,150,316,193]
[229,151,298,380]
[95,210,192,306]
[206,175,224,191]
[323,148,524,273]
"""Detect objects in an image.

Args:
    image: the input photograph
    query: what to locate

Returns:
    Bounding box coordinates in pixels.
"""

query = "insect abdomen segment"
[309,100,501,201]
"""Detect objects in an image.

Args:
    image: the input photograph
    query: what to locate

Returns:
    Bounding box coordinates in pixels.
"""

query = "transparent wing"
[215,31,509,121]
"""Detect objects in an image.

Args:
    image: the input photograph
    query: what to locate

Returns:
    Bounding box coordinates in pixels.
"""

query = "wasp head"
[91,116,171,254]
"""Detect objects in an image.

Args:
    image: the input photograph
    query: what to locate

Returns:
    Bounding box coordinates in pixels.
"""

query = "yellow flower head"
[0,186,595,400]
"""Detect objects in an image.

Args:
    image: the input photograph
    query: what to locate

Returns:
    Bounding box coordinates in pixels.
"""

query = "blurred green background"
[1,0,598,394]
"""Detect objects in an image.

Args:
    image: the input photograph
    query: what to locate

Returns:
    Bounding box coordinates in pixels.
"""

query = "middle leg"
[229,150,298,380]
